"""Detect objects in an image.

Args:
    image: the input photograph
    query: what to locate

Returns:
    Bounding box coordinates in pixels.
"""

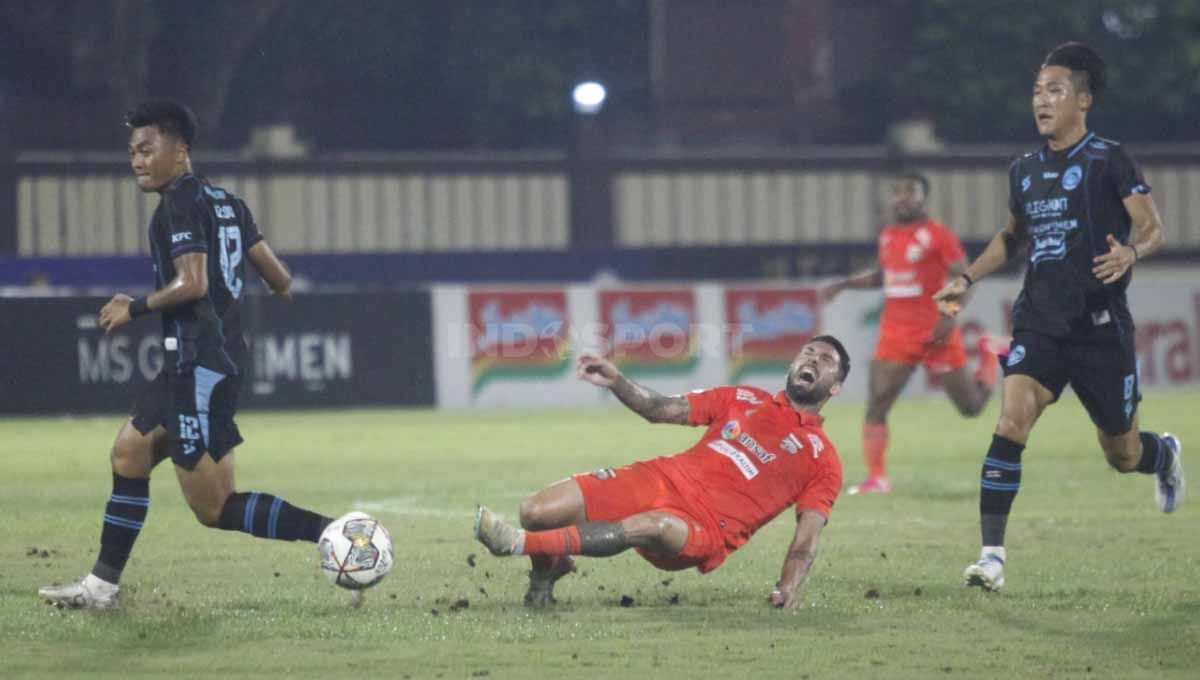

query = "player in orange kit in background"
[821,172,1003,494]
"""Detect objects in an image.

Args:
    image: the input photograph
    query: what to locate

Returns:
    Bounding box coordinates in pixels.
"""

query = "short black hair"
[895,170,930,197]
[1043,42,1106,99]
[809,334,850,383]
[125,99,198,148]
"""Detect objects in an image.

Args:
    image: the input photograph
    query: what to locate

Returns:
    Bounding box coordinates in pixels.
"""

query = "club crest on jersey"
[1007,345,1026,367]
[721,420,742,440]
[1021,175,1032,192]
[1062,165,1082,191]
[905,244,924,263]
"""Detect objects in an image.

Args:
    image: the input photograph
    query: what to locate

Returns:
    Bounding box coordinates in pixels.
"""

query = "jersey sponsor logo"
[171,231,193,244]
[707,440,759,480]
[735,431,777,464]
[1007,345,1026,367]
[735,388,763,404]
[1024,197,1068,218]
[883,270,921,298]
[1021,175,1032,192]
[780,433,802,455]
[721,420,742,440]
[1062,165,1083,191]
[806,434,824,459]
[1042,172,1059,179]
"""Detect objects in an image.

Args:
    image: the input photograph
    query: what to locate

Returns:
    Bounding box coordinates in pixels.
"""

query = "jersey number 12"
[218,226,243,298]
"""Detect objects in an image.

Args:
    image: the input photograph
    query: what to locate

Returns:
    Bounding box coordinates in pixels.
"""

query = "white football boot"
[39,573,120,610]
[963,547,1006,592]
[1156,433,1185,513]
[474,505,523,556]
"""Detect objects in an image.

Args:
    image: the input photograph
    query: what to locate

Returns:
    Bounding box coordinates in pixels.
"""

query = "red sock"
[864,423,889,479]
[521,526,582,556]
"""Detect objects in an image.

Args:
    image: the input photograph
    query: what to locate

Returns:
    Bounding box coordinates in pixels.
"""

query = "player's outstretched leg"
[177,453,332,542]
[475,505,688,604]
[39,420,162,609]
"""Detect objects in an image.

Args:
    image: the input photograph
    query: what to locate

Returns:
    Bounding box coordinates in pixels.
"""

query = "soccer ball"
[318,512,393,590]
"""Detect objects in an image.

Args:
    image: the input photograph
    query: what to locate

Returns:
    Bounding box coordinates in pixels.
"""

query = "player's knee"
[995,413,1033,440]
[110,437,152,478]
[1101,438,1140,473]
[518,496,549,530]
[189,499,224,527]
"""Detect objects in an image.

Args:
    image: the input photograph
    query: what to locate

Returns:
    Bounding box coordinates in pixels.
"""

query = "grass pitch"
[2,391,1198,679]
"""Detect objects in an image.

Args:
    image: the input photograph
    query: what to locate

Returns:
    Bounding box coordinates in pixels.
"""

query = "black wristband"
[129,297,151,318]
[1130,244,1139,261]
[960,272,974,287]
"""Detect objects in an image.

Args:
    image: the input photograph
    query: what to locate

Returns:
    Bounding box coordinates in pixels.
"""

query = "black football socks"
[92,473,150,585]
[217,492,332,542]
[980,435,1024,547]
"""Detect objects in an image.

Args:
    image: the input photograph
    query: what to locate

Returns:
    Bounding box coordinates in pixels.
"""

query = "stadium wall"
[432,270,1200,408]
[11,149,1200,258]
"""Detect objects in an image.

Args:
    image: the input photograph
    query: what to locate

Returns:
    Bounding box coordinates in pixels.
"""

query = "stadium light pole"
[568,80,614,249]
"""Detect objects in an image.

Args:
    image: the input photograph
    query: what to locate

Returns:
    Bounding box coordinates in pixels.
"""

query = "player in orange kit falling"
[474,336,849,609]
[821,172,1003,494]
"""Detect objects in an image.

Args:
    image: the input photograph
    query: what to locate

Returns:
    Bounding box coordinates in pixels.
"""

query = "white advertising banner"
[432,271,1200,408]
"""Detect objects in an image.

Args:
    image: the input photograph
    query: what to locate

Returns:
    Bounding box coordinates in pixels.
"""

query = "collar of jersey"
[772,391,824,427]
[1039,131,1095,162]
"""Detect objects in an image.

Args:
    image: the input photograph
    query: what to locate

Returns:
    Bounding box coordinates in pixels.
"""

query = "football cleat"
[38,574,120,610]
[1156,433,1185,514]
[964,549,1006,592]
[524,555,576,608]
[474,505,523,556]
[847,477,892,495]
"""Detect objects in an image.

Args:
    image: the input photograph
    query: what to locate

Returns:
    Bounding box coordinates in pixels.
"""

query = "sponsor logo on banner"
[725,288,820,383]
[599,289,697,376]
[469,290,570,394]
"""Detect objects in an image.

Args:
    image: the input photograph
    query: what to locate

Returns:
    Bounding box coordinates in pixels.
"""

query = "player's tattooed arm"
[610,375,691,425]
[769,510,826,610]
[576,353,690,424]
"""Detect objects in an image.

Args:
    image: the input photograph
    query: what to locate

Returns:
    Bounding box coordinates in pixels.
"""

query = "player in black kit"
[933,43,1184,591]
[40,100,334,609]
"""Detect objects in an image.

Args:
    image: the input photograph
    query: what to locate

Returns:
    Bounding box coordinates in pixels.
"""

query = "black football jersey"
[147,173,263,374]
[1007,132,1150,339]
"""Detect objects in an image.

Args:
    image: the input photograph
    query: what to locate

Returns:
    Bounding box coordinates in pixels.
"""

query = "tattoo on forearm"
[611,376,689,424]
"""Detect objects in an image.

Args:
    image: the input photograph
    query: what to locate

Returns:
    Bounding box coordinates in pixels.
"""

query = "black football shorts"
[130,366,244,470]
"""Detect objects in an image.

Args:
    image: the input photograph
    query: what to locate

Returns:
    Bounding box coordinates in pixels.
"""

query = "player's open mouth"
[1036,113,1053,123]
[797,367,817,384]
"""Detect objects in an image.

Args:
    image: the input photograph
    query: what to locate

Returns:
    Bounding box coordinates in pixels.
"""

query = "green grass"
[2,392,1198,679]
